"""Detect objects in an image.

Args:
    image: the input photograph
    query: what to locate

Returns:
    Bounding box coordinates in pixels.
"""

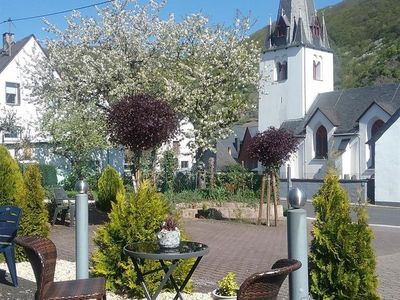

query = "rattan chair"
[15,236,106,300]
[237,258,301,300]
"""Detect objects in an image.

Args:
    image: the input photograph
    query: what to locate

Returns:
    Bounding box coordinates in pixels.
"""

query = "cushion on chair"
[43,277,106,300]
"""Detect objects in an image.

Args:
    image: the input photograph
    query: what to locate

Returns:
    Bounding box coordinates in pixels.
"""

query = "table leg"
[159,260,184,300]
[152,259,179,299]
[172,256,204,300]
[131,257,152,300]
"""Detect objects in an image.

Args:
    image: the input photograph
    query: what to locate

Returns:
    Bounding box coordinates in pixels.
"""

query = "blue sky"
[0,0,342,42]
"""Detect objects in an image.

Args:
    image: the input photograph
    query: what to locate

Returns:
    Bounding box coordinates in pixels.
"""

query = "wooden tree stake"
[257,174,266,225]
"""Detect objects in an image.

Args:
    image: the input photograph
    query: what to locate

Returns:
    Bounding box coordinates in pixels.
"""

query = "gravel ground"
[0,260,213,300]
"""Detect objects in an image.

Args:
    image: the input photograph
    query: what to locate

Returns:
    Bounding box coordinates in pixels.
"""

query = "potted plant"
[212,272,238,299]
[157,215,180,248]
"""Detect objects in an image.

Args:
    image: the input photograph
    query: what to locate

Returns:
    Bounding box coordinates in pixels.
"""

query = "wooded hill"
[251,0,400,89]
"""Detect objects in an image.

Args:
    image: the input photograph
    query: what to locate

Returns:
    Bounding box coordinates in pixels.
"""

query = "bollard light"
[75,180,89,194]
[75,180,89,279]
[288,188,306,209]
[287,187,308,299]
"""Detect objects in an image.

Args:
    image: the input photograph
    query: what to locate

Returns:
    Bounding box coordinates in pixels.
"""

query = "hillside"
[251,0,400,89]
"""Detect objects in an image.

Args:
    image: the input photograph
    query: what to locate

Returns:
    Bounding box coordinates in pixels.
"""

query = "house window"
[4,130,19,139]
[276,61,288,81]
[369,119,385,168]
[180,161,189,169]
[313,60,322,80]
[5,82,20,106]
[315,125,328,159]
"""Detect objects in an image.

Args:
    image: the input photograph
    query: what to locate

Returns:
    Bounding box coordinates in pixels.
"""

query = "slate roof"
[215,120,258,171]
[0,35,33,73]
[281,83,400,136]
[266,0,330,51]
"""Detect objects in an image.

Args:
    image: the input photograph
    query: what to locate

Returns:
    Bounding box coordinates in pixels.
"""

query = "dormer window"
[5,82,20,106]
[276,61,288,81]
[315,125,328,159]
[311,17,321,37]
[275,16,288,38]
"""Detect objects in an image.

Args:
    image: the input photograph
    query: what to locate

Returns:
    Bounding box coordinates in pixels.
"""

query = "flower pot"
[157,229,180,248]
[211,289,237,299]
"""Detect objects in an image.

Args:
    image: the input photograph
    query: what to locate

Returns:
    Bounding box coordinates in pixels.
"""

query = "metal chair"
[237,258,302,300]
[0,205,22,286]
[51,186,75,226]
[15,236,106,300]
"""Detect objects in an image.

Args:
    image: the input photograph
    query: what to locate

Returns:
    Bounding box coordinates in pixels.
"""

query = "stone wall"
[176,202,284,221]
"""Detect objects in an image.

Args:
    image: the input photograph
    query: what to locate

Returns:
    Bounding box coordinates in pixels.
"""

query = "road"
[281,199,400,227]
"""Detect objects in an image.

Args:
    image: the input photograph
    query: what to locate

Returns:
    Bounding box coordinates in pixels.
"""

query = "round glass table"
[124,241,209,300]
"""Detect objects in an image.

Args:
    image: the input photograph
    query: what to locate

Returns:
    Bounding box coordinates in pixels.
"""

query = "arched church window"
[276,61,288,81]
[313,58,322,80]
[369,119,385,168]
[315,125,328,159]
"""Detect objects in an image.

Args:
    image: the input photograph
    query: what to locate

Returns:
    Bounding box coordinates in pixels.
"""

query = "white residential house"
[159,120,195,172]
[259,0,400,204]
[0,33,124,178]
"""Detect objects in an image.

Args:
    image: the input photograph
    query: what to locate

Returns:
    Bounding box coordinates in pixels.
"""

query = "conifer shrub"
[91,181,193,297]
[0,146,28,259]
[309,169,379,299]
[23,164,50,238]
[96,166,125,212]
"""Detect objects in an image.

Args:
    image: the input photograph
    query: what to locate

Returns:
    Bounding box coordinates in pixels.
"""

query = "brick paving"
[1,210,400,299]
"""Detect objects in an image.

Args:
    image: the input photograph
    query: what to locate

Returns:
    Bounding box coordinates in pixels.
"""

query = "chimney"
[3,32,14,56]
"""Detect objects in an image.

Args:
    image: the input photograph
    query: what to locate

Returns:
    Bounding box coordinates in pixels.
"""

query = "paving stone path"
[1,211,399,299]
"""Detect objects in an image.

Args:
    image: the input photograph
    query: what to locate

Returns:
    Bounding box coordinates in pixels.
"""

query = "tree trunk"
[271,172,278,227]
[266,174,271,227]
[257,174,266,225]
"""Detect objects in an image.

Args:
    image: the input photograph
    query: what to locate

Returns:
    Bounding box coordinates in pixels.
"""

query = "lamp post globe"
[288,188,306,209]
[75,180,89,194]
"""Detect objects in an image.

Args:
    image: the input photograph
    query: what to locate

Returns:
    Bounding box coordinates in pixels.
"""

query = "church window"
[369,119,385,168]
[313,58,322,80]
[315,125,328,159]
[277,61,288,81]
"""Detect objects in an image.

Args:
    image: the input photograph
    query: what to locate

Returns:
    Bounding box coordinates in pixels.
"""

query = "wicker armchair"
[237,258,301,300]
[15,236,106,300]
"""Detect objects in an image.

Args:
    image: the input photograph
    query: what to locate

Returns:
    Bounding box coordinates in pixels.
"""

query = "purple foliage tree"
[108,94,178,187]
[248,127,299,225]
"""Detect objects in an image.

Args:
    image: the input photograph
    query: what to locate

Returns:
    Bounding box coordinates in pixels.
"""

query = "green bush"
[38,164,58,187]
[62,171,79,191]
[158,150,177,192]
[96,166,125,212]
[1,146,26,208]
[173,171,196,192]
[23,164,49,238]
[309,169,379,299]
[0,146,28,260]
[91,181,193,297]
[217,272,238,296]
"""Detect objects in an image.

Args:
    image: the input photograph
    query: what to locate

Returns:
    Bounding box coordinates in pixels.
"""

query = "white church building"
[259,0,400,205]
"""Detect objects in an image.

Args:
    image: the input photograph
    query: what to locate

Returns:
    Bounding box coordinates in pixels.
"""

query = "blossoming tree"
[28,0,260,172]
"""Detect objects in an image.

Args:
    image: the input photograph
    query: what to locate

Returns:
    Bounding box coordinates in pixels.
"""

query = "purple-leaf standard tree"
[108,94,178,188]
[248,127,299,225]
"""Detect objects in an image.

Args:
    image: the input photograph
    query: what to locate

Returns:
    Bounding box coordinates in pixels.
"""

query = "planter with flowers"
[157,215,180,248]
[212,272,238,299]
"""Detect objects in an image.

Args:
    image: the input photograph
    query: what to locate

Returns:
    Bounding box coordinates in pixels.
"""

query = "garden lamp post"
[287,187,308,300]
[75,180,89,279]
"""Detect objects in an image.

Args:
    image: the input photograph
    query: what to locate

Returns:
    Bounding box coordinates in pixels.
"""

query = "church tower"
[259,0,333,131]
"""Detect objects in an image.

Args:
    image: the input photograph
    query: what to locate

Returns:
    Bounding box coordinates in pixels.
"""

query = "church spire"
[266,0,331,51]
